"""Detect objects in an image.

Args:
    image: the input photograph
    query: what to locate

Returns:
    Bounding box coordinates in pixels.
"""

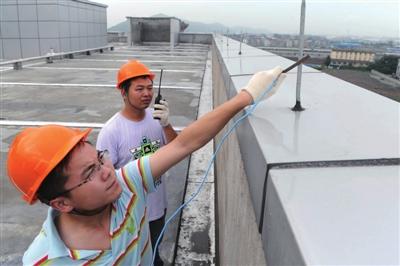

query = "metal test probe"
[282,54,310,73]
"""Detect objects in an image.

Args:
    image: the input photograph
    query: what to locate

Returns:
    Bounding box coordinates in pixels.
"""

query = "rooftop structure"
[126,16,188,48]
[0,0,108,60]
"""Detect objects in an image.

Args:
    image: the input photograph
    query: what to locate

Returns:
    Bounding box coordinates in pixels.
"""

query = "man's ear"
[49,197,74,213]
[120,89,127,99]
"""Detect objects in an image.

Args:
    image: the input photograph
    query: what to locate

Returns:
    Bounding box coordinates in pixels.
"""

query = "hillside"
[108,16,269,34]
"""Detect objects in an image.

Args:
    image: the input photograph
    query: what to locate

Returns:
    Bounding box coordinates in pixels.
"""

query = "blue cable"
[152,77,279,265]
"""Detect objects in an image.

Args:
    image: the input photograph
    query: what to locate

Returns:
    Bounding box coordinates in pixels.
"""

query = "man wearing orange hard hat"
[97,60,177,265]
[7,67,285,265]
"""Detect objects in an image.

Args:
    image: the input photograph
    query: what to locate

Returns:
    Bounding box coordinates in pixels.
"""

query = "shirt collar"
[44,208,104,260]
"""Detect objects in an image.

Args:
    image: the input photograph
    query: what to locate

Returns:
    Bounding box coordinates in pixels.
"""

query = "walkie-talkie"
[154,69,163,120]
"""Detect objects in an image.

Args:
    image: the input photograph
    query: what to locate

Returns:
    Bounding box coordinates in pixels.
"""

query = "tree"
[324,55,331,66]
[368,55,399,74]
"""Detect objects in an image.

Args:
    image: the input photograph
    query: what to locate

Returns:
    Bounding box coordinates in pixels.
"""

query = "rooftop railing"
[0,45,114,70]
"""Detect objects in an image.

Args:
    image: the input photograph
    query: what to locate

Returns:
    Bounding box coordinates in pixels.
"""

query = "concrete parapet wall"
[180,33,212,44]
[212,43,266,265]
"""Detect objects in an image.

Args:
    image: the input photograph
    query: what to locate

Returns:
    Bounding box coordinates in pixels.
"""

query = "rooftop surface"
[0,42,210,265]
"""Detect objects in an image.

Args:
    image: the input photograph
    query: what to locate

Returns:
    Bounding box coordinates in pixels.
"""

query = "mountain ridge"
[108,15,270,34]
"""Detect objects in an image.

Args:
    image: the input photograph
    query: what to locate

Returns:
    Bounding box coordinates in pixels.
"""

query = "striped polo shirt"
[23,156,157,266]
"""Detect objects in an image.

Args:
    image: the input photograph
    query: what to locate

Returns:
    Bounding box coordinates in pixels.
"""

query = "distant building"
[0,0,108,60]
[126,16,188,47]
[107,31,127,43]
[331,41,362,49]
[330,49,375,68]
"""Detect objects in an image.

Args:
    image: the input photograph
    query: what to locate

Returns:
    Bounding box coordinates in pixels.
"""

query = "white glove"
[243,66,286,102]
[153,99,170,127]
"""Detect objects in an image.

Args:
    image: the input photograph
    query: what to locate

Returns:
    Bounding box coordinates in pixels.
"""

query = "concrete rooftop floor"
[0,42,210,265]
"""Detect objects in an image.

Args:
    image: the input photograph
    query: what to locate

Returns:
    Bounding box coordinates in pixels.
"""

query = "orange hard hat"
[116,60,155,89]
[7,125,92,204]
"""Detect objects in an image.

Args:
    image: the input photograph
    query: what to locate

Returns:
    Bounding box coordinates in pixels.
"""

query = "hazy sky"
[94,0,399,39]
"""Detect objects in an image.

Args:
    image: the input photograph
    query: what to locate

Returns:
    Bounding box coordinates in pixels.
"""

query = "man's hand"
[153,100,170,127]
[243,66,286,102]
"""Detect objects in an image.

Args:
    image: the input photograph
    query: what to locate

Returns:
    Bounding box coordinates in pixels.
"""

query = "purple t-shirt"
[96,109,167,221]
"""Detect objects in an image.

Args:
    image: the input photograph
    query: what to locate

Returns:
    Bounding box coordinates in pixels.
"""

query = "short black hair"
[119,75,153,94]
[37,141,89,205]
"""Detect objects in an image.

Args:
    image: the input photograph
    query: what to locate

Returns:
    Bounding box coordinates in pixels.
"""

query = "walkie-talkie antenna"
[157,69,163,99]
[154,69,163,120]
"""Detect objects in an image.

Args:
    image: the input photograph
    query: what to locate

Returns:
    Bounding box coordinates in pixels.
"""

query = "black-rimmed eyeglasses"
[53,150,110,198]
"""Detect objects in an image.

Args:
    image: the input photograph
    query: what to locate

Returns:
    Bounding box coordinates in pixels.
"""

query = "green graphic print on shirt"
[129,136,162,186]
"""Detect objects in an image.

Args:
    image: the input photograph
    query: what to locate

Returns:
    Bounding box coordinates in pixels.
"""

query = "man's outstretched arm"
[149,67,285,178]
[150,90,251,178]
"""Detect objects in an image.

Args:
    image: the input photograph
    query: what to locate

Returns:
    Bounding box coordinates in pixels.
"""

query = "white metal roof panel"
[269,166,399,264]
[231,72,400,163]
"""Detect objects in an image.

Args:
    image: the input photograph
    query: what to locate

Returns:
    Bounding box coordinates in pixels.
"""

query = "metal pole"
[292,0,306,111]
[239,32,243,55]
[226,29,229,47]
[239,33,243,55]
